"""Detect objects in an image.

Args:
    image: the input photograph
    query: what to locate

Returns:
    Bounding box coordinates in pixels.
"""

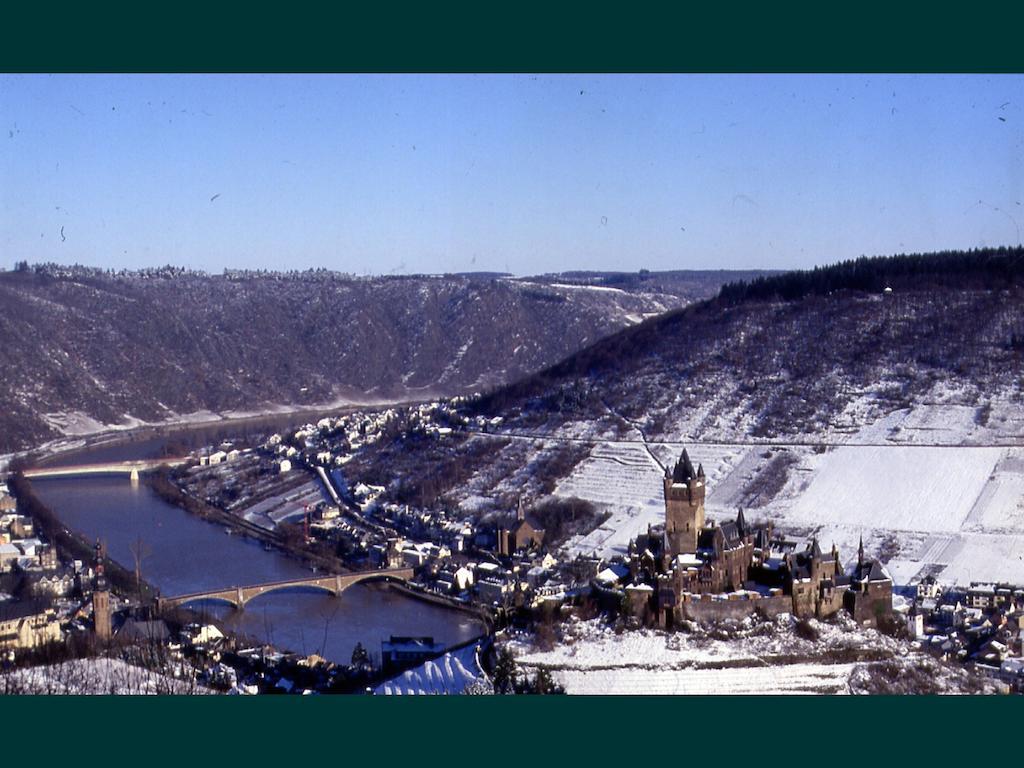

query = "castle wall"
[679,593,792,623]
[845,582,893,627]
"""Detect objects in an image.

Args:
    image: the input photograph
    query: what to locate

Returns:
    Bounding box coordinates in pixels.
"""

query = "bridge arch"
[238,581,340,606]
[173,594,242,610]
[157,567,415,613]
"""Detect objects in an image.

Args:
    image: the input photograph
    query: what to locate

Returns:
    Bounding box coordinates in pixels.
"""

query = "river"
[29,469,484,666]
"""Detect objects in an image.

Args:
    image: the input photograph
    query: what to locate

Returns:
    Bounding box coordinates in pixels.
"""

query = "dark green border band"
[4,2,1024,72]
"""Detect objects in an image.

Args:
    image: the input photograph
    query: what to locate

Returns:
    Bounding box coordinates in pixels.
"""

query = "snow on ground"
[548,283,628,295]
[756,441,1024,587]
[963,450,1024,532]
[888,532,1024,586]
[373,642,487,695]
[550,661,857,695]
[778,445,1001,532]
[41,411,147,437]
[554,443,664,558]
[510,615,933,695]
[1,657,203,695]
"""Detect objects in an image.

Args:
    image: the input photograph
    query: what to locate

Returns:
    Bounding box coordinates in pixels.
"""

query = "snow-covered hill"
[0,267,750,453]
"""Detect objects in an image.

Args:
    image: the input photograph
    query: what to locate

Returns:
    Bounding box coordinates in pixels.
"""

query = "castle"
[621,449,892,627]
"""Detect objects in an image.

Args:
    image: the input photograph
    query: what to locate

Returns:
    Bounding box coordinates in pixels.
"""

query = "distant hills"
[0,265,759,453]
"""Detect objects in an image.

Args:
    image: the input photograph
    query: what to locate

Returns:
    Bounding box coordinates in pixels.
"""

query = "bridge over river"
[23,458,188,481]
[156,567,415,612]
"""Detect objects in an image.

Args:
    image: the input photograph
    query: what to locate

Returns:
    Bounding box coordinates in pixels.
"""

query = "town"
[4,399,1023,694]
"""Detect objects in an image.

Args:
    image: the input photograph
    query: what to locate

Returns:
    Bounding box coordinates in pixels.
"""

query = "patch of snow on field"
[916,533,1024,585]
[778,446,1001,533]
[511,615,940,695]
[552,662,856,695]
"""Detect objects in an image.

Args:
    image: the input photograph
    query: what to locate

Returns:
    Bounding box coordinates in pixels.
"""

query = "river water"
[30,472,484,665]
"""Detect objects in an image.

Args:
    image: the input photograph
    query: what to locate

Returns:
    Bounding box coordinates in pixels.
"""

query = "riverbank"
[144,467,355,578]
[8,472,157,601]
[5,396,422,473]
[390,581,495,630]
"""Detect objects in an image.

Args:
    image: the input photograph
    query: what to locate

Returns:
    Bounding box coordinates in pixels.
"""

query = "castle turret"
[664,448,706,556]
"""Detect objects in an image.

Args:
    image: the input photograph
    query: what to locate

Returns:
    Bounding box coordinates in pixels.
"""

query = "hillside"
[389,247,1024,587]
[0,265,743,453]
[472,247,1024,444]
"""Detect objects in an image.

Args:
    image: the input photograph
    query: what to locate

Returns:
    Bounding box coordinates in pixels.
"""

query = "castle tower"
[663,449,706,556]
[92,539,112,643]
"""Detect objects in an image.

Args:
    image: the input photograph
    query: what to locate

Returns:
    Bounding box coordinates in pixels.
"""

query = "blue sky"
[1,74,1022,275]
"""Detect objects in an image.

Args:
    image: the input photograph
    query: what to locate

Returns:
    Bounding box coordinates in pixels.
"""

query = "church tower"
[92,539,112,643]
[663,449,706,556]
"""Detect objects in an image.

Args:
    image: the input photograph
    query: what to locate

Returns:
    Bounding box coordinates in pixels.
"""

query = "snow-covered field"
[373,642,488,695]
[549,661,857,695]
[759,443,1024,587]
[510,615,985,695]
[780,445,1001,532]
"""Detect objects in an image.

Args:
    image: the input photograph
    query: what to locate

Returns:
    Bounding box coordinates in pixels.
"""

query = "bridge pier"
[236,586,246,609]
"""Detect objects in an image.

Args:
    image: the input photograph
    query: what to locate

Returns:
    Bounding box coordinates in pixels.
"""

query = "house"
[380,636,445,671]
[207,450,228,466]
[476,578,510,604]
[967,583,1001,610]
[183,623,224,647]
[10,516,33,538]
[29,571,75,598]
[452,565,474,591]
[0,543,19,571]
[117,618,172,645]
[278,459,292,474]
[916,574,941,600]
[401,547,427,568]
[0,599,61,650]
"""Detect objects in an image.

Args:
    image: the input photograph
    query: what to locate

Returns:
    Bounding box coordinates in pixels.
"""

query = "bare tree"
[130,535,151,603]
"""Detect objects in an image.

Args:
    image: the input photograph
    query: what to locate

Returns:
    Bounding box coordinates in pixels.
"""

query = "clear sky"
[1,73,1022,275]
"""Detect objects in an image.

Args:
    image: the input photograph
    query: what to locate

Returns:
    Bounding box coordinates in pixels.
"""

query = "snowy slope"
[1,658,204,695]
[510,614,982,695]
[373,642,488,695]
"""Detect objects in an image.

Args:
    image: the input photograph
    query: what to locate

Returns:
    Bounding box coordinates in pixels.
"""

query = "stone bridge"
[156,567,415,612]
[24,458,188,481]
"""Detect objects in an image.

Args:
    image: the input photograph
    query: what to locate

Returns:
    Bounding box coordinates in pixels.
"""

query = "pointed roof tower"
[672,448,696,483]
[858,535,865,566]
[735,506,746,536]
